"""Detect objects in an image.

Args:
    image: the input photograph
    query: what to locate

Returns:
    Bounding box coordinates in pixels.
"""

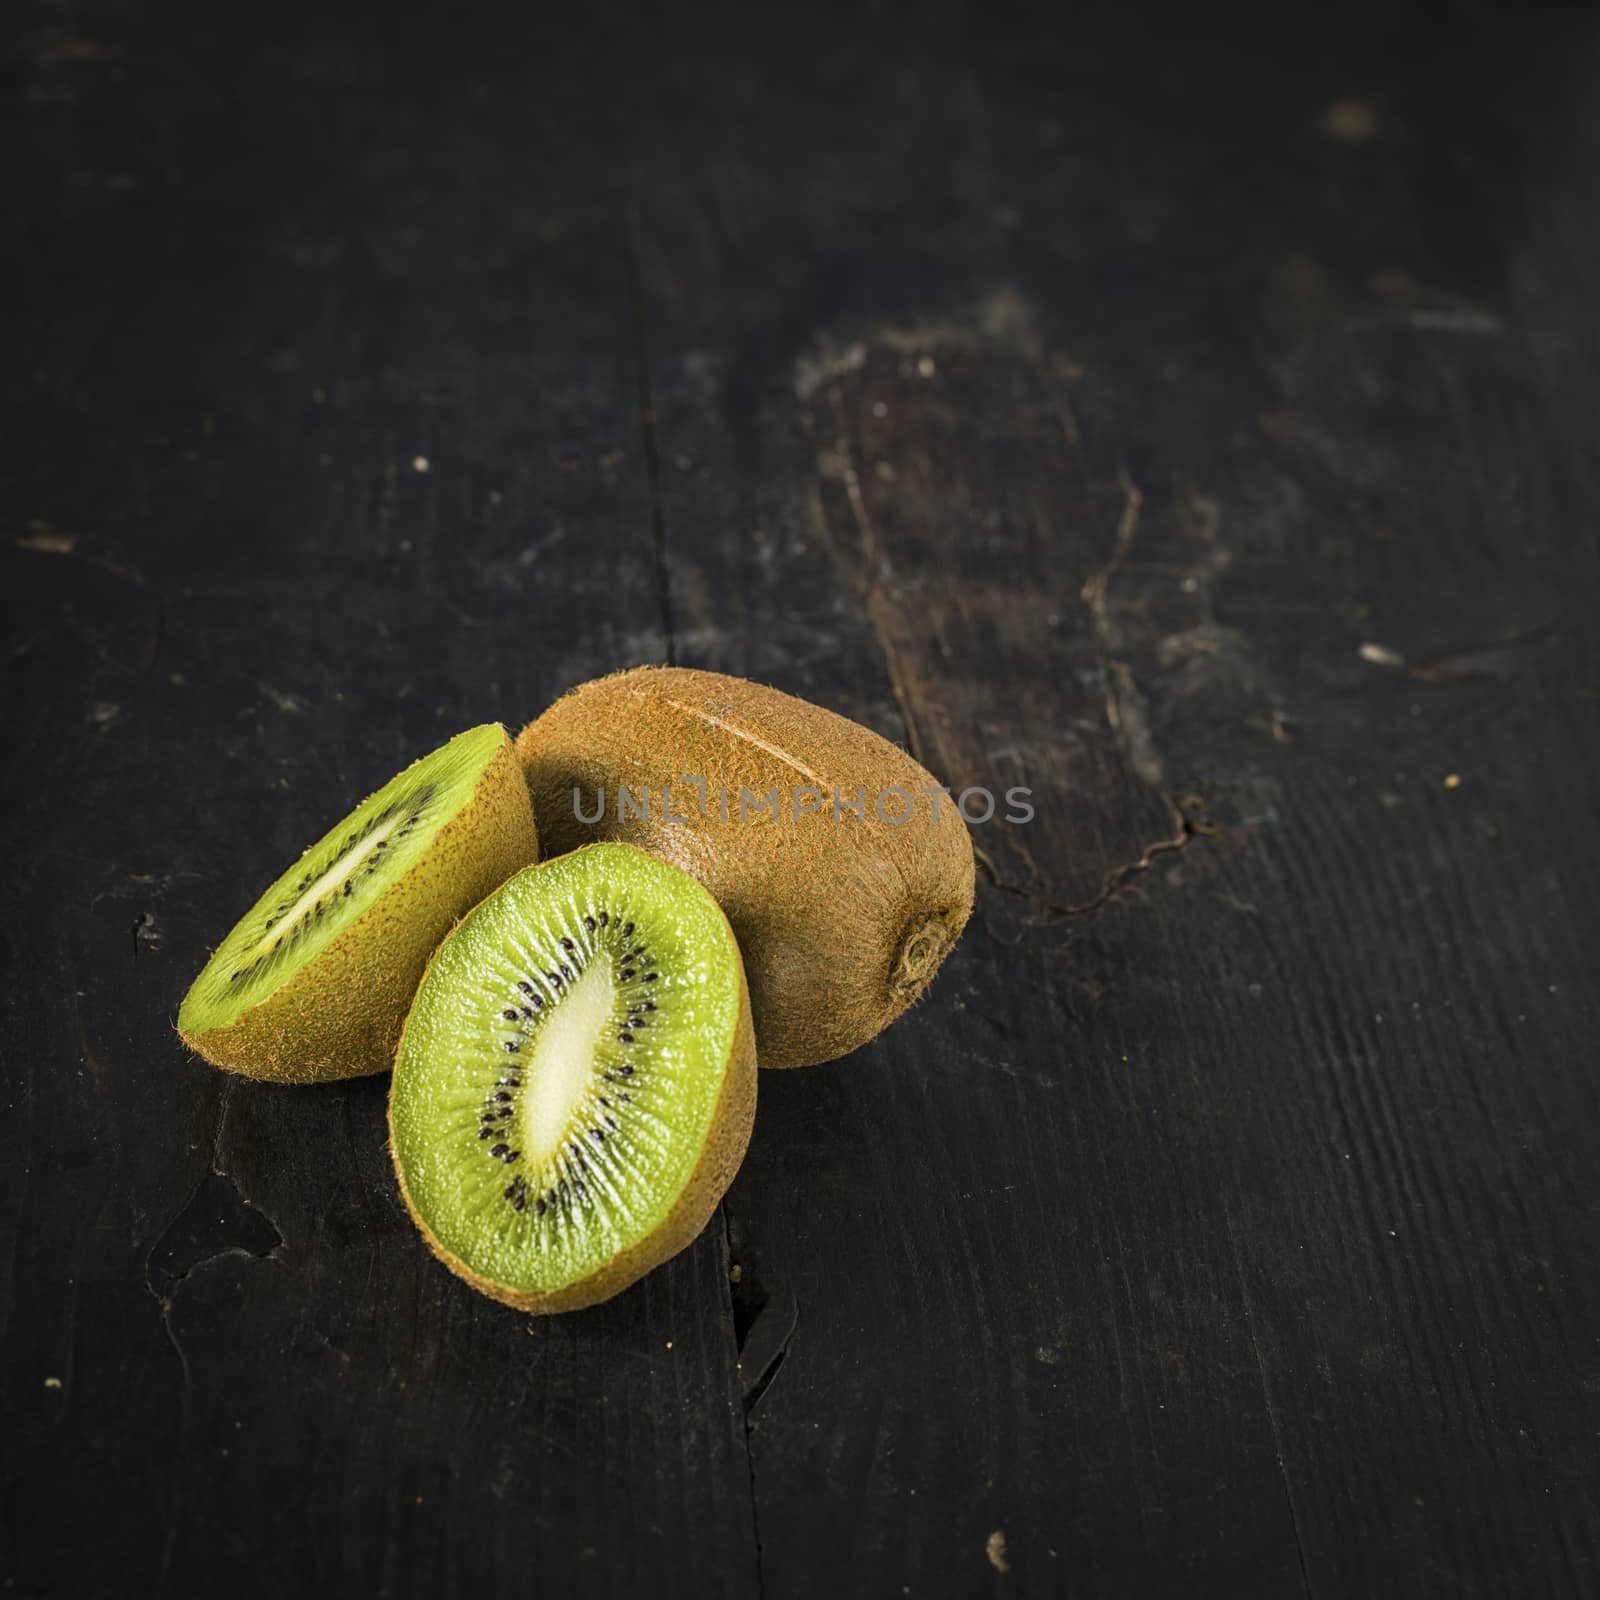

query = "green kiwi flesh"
[177,723,538,1083]
[389,843,756,1313]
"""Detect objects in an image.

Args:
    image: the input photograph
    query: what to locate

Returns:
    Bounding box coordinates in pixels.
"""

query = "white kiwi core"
[516,958,617,1164]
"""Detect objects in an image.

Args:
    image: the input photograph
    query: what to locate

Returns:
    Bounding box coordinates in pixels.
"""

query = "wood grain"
[3,1,1598,1596]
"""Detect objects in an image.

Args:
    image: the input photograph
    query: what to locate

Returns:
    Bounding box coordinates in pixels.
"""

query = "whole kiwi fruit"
[178,723,539,1083]
[515,667,974,1068]
[389,842,756,1312]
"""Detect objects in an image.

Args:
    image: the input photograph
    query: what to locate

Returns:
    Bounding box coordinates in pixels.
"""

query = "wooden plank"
[1,11,758,1597]
[3,1,1598,1596]
[624,2,1600,1594]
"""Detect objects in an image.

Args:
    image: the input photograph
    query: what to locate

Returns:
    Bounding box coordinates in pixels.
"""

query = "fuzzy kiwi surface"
[389,842,756,1313]
[177,724,539,1084]
[515,667,975,1069]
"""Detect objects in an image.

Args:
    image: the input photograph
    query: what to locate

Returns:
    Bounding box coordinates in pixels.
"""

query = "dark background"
[3,1,1598,1595]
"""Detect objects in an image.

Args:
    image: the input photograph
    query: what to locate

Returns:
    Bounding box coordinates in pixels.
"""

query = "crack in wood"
[143,1082,284,1412]
[976,808,1217,923]
[719,1205,772,1599]
[623,205,675,666]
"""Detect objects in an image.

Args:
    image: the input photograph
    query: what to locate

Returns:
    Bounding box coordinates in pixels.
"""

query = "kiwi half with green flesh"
[178,724,538,1084]
[515,667,975,1069]
[389,843,756,1313]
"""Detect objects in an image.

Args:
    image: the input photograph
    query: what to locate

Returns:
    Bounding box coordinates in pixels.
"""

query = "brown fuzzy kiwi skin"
[177,732,539,1085]
[515,667,976,1069]
[388,903,758,1314]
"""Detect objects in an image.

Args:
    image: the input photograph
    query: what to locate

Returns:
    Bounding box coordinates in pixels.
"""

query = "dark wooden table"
[4,2,1597,1594]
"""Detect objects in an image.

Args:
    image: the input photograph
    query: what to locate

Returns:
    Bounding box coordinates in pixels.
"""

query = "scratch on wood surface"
[827,384,887,583]
[1407,620,1563,682]
[866,599,929,767]
[1224,1203,1315,1599]
[820,383,928,762]
[1081,471,1165,786]
[1105,659,1163,789]
[1079,467,1143,627]
[1050,374,1084,451]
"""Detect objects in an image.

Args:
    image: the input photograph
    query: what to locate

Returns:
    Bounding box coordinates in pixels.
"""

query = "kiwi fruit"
[515,667,975,1069]
[178,723,538,1084]
[388,842,755,1312]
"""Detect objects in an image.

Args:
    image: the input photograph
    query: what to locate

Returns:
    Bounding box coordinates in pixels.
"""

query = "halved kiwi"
[389,842,756,1313]
[178,724,538,1084]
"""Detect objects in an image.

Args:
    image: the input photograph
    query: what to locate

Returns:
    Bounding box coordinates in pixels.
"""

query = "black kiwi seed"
[517,980,534,995]
[598,911,608,927]
[583,916,596,932]
[561,937,575,950]
[620,968,635,980]
[644,973,658,982]
[620,1064,634,1075]
[478,1128,494,1139]
[503,1041,519,1053]
[502,1009,519,1021]
[619,1031,633,1043]
[622,922,634,937]
[536,1198,547,1216]
[494,1090,512,1103]
[490,1143,508,1158]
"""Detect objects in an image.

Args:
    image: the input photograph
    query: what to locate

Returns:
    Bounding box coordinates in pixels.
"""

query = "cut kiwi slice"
[178,724,539,1084]
[389,842,756,1313]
